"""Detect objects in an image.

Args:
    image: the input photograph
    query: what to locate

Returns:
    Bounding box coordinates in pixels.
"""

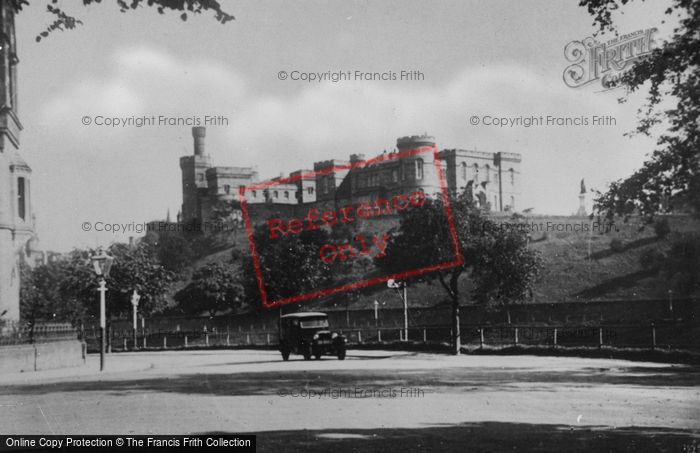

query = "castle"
[180,127,522,224]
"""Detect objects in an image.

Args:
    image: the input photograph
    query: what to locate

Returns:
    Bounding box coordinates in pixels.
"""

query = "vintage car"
[278,312,346,360]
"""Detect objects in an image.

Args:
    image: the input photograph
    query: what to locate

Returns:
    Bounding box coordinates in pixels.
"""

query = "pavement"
[0,349,699,452]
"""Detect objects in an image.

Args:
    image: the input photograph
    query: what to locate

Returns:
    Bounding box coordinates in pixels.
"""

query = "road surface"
[1,349,698,452]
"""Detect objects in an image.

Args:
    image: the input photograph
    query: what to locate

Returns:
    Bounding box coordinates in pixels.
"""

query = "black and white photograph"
[0,0,698,451]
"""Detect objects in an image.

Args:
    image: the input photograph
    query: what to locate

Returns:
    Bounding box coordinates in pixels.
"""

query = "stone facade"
[180,127,522,224]
[0,1,35,329]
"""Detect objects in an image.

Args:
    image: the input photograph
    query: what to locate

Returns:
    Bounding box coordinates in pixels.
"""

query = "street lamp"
[373,300,379,326]
[90,248,114,371]
[131,290,141,351]
[388,279,408,341]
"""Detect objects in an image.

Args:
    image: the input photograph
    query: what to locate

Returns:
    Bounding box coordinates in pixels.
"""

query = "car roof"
[280,312,328,319]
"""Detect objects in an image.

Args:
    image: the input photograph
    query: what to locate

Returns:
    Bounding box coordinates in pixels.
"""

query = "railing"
[0,322,80,347]
[79,321,699,353]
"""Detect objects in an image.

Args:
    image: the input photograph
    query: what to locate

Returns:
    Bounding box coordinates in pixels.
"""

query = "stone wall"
[0,340,85,374]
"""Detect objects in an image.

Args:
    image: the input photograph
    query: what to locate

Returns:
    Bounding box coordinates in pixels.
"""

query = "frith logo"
[563,27,657,90]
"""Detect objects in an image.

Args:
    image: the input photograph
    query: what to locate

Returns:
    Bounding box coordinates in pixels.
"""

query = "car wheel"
[303,345,312,361]
[337,348,346,360]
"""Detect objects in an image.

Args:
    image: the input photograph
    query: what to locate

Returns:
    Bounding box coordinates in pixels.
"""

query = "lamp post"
[373,300,379,326]
[131,290,141,351]
[388,279,408,341]
[90,248,114,371]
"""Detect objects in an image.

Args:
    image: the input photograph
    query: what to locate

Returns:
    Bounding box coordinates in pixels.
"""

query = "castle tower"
[179,126,211,223]
[0,1,34,328]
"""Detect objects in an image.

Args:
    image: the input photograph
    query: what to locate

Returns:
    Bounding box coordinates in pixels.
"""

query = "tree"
[19,257,91,326]
[11,0,233,42]
[641,232,700,296]
[582,0,700,219]
[175,261,243,316]
[18,243,175,326]
[377,192,543,354]
[151,231,195,274]
[240,224,335,307]
[106,242,176,317]
[20,250,96,326]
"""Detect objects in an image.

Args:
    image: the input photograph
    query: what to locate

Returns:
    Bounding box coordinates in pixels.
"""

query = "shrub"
[610,238,625,253]
[653,218,671,239]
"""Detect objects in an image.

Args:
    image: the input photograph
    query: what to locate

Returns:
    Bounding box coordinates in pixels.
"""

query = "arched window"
[473,164,479,183]
[485,165,491,182]
[415,158,424,180]
[461,162,467,181]
[509,168,515,185]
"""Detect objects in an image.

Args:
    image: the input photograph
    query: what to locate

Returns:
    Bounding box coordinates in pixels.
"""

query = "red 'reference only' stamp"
[239,144,462,309]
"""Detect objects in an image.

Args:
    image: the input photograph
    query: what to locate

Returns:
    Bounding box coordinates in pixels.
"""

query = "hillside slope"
[190,215,698,312]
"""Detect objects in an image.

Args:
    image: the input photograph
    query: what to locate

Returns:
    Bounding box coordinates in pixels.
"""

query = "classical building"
[180,127,522,224]
[0,2,35,329]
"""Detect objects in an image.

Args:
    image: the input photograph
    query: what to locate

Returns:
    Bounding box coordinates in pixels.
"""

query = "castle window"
[322,177,329,194]
[308,187,314,195]
[252,190,257,198]
[224,184,231,194]
[284,191,289,199]
[510,195,515,209]
[273,190,278,198]
[461,162,467,181]
[415,158,424,180]
[17,177,26,221]
[485,165,491,182]
[392,169,398,183]
[473,164,479,183]
[509,168,515,185]
[199,174,205,182]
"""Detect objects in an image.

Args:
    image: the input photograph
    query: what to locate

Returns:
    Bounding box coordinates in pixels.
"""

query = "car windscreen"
[299,318,329,329]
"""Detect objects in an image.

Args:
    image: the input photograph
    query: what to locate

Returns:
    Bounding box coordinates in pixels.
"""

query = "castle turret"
[193,126,206,156]
[396,134,435,152]
[180,127,212,223]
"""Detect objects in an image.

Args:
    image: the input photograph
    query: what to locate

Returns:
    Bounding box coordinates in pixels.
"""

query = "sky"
[14,0,673,252]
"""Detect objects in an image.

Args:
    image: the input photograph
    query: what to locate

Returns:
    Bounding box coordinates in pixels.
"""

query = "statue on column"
[576,178,587,216]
